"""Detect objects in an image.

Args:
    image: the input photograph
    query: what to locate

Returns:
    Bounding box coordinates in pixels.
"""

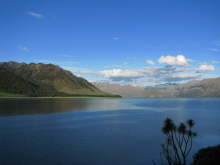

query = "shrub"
[192,145,220,165]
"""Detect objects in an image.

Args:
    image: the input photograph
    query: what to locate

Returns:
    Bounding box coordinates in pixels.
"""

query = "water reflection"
[0,98,134,115]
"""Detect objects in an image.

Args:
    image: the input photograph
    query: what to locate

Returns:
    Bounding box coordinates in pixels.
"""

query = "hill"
[0,62,119,97]
[0,67,40,96]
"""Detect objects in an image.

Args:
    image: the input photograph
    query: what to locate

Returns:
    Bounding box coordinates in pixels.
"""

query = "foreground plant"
[161,118,197,165]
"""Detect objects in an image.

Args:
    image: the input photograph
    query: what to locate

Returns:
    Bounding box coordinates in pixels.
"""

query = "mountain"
[1,61,219,98]
[173,78,220,97]
[0,62,119,97]
[93,78,220,98]
[93,81,171,98]
[0,67,40,96]
[93,82,148,97]
[144,78,220,97]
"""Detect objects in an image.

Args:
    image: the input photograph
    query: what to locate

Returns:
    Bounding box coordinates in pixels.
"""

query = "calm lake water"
[0,98,220,165]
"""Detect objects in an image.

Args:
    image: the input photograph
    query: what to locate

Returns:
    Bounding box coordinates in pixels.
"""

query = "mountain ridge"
[0,62,120,97]
[93,77,220,98]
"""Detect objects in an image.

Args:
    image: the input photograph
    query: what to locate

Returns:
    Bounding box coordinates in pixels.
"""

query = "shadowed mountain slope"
[0,62,118,97]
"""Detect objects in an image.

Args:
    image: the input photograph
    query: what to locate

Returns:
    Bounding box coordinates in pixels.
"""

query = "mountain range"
[92,82,148,97]
[1,61,220,98]
[0,62,119,97]
[93,77,220,98]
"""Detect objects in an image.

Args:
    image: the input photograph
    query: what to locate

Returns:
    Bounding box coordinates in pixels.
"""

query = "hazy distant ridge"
[93,78,220,98]
[93,82,148,97]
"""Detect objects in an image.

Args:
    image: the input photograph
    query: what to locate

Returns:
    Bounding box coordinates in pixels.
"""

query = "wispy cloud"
[100,69,143,81]
[69,65,201,85]
[212,61,220,64]
[66,55,216,86]
[27,11,44,19]
[112,37,120,40]
[197,64,215,71]
[209,48,219,52]
[18,46,29,52]
[213,40,220,47]
[146,60,155,65]
[210,40,220,53]
[104,62,129,69]
[141,66,201,83]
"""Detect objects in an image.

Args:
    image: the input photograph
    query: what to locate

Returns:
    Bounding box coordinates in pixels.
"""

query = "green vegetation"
[0,92,26,97]
[0,92,120,98]
[0,62,121,97]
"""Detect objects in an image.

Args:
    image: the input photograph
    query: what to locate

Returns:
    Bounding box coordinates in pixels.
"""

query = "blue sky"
[0,0,220,86]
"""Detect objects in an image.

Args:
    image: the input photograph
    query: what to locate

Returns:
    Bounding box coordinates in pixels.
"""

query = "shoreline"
[1,96,220,99]
[0,96,122,99]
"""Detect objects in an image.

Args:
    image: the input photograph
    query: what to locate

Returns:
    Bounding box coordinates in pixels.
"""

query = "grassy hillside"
[0,62,120,97]
[0,67,39,96]
[0,92,26,97]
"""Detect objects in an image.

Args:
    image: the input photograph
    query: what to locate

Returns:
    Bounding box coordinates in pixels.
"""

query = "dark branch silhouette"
[161,118,197,165]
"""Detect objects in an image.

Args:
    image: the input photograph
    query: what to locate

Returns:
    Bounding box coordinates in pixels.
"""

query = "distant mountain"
[144,78,220,97]
[93,82,148,97]
[0,62,119,97]
[173,78,220,97]
[93,78,220,98]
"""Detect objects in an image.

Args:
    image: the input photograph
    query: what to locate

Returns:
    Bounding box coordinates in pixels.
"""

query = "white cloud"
[158,55,189,66]
[100,69,143,81]
[112,37,120,40]
[197,64,215,71]
[66,55,217,86]
[67,67,144,82]
[168,72,201,80]
[67,67,98,76]
[18,46,29,52]
[146,60,154,65]
[141,66,201,82]
[69,65,202,85]
[28,11,44,19]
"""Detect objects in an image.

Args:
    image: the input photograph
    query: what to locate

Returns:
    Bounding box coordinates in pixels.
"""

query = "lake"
[0,98,220,165]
